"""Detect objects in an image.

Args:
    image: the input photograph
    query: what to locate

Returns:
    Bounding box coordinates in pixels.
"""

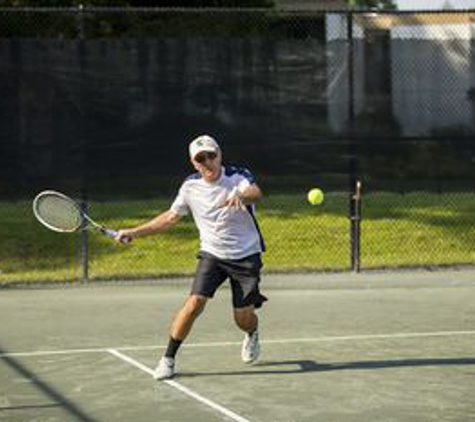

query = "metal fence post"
[81,200,89,284]
[351,181,362,272]
[77,4,89,284]
[346,11,359,272]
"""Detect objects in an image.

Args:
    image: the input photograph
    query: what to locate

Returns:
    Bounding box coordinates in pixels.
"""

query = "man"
[116,134,267,380]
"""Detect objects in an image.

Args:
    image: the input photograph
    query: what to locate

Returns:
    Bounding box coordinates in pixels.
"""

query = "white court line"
[1,330,475,358]
[107,349,251,422]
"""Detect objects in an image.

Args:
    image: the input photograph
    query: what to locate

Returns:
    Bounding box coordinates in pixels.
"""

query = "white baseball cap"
[189,135,220,159]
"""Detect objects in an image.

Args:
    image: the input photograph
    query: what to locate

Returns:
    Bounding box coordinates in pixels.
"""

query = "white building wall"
[326,13,475,135]
[392,22,474,135]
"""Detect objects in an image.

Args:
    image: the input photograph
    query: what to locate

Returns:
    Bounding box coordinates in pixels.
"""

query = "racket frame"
[33,190,118,238]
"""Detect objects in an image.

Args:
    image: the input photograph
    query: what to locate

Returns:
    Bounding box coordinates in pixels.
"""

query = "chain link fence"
[1,7,474,284]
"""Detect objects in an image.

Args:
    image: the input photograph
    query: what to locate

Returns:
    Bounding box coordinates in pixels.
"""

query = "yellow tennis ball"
[307,188,324,205]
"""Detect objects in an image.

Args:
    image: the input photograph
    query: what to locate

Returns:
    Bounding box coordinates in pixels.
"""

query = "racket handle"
[98,227,131,243]
[102,228,119,238]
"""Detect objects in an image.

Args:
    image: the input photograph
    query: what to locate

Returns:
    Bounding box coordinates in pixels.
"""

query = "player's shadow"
[180,357,475,377]
[0,345,97,421]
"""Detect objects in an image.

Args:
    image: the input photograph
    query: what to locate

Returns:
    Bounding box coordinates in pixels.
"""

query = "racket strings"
[35,196,83,232]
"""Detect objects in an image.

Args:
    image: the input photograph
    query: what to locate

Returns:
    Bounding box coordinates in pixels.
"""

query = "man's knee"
[183,294,207,319]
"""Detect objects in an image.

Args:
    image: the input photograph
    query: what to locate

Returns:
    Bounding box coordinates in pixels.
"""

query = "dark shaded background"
[1,9,474,199]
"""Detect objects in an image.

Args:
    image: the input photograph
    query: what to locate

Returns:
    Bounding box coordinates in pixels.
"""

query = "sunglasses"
[195,151,217,164]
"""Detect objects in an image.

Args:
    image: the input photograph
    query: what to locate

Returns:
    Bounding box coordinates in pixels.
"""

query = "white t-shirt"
[170,165,265,260]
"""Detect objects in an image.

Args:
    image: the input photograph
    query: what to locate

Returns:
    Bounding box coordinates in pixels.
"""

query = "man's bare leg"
[154,294,207,380]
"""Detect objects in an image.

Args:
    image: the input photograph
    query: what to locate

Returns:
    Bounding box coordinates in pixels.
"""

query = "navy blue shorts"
[191,251,267,309]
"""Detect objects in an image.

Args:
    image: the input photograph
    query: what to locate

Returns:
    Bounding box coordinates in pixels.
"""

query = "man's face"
[191,150,222,182]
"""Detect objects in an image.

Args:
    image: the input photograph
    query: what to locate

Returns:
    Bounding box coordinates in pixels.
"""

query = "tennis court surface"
[1,268,474,422]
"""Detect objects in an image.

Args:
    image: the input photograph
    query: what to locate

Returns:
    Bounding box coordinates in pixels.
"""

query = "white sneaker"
[241,331,260,364]
[153,357,175,380]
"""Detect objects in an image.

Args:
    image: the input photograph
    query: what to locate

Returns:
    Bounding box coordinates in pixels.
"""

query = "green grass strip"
[1,192,474,285]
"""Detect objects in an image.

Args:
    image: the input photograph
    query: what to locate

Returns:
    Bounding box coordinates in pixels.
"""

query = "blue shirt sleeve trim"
[224,165,256,184]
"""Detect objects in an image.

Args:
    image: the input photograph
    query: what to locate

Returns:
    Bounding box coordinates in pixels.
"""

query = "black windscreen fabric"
[1,21,474,197]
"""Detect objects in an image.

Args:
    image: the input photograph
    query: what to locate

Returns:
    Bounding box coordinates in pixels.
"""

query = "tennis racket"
[33,190,119,239]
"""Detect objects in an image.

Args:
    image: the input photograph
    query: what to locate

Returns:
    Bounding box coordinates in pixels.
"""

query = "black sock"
[164,337,182,358]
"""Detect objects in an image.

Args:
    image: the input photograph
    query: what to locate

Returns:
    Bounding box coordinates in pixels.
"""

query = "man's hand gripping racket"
[33,190,131,243]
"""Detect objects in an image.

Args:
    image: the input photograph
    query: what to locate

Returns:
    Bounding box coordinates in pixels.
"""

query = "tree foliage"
[0,0,274,7]
[347,0,397,9]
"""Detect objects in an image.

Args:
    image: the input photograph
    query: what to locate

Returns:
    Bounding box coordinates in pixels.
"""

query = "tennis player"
[116,134,267,380]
